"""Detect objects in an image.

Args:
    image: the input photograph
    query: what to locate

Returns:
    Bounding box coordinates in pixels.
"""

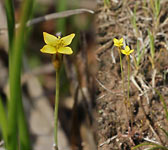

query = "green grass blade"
[154,0,160,18]
[137,47,145,67]
[136,40,140,66]
[16,0,35,148]
[8,0,35,150]
[155,89,168,120]
[5,0,15,94]
[131,3,137,34]
[160,127,168,139]
[0,97,8,145]
[132,142,163,149]
[148,30,155,60]
[56,0,67,35]
[143,0,147,7]
[18,102,31,150]
[150,0,155,16]
[147,146,168,150]
[4,0,15,50]
[104,0,110,7]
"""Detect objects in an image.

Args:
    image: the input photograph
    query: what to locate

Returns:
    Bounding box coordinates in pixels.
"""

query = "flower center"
[55,39,66,50]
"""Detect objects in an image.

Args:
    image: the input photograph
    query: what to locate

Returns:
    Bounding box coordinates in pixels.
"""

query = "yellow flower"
[121,46,134,56]
[113,38,124,47]
[41,32,75,55]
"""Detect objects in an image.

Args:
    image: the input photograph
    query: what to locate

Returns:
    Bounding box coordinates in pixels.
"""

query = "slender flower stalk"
[127,56,130,102]
[127,56,133,128]
[121,46,134,128]
[113,38,131,128]
[118,47,125,95]
[54,63,60,150]
[41,32,75,150]
[127,55,131,125]
[120,45,134,101]
[114,38,134,130]
[113,38,125,94]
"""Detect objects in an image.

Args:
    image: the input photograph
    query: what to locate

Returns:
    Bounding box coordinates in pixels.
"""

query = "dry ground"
[95,0,168,149]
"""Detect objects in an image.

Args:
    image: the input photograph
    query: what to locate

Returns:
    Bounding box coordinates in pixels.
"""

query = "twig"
[152,69,157,94]
[136,74,151,104]
[99,135,118,147]
[26,9,94,26]
[138,97,164,145]
[143,137,160,145]
[111,46,116,63]
[131,75,143,93]
[95,78,113,93]
[96,40,112,54]
[96,94,107,100]
[0,9,94,32]
[95,78,122,96]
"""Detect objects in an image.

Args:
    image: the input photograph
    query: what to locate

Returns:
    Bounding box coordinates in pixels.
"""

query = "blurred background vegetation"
[0,0,96,150]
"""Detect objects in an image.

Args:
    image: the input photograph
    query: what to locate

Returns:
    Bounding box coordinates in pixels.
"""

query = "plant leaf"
[0,97,8,144]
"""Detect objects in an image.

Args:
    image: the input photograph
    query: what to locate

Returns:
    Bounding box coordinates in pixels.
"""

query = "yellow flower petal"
[43,32,58,46]
[61,33,75,46]
[58,47,73,55]
[40,45,56,54]
[121,50,127,55]
[129,49,134,54]
[113,38,123,47]
[121,46,134,56]
[125,46,130,52]
[113,38,118,44]
[119,38,123,43]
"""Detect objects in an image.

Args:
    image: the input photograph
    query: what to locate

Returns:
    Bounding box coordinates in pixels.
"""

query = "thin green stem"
[54,68,60,150]
[127,56,133,128]
[118,48,130,129]
[127,56,130,101]
[118,48,124,93]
